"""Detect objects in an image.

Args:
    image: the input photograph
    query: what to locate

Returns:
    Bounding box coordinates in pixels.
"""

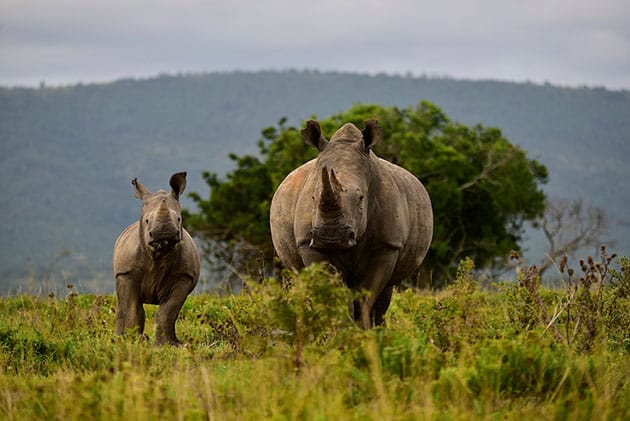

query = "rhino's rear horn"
[329,168,343,191]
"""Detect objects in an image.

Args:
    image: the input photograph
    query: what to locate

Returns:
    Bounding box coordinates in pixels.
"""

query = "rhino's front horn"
[319,166,342,215]
[157,199,170,218]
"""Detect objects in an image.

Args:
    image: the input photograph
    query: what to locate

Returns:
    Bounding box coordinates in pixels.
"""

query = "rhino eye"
[144,219,149,224]
[177,217,181,223]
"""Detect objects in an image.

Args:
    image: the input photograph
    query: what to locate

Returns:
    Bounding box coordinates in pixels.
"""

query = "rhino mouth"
[309,229,357,250]
[149,239,180,252]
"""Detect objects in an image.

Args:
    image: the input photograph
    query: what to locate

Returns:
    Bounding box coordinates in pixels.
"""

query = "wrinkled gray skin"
[270,120,433,328]
[113,172,200,345]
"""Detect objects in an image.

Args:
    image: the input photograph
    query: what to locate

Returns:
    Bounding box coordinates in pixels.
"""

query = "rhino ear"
[362,119,382,149]
[301,120,328,151]
[169,172,187,199]
[132,178,151,200]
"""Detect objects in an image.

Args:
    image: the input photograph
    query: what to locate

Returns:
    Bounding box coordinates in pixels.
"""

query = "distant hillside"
[1,70,629,294]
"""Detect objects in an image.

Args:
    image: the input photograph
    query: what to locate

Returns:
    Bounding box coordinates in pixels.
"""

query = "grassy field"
[0,258,629,420]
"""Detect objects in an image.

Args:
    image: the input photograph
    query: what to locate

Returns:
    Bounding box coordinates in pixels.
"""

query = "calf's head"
[302,119,382,250]
[132,172,187,253]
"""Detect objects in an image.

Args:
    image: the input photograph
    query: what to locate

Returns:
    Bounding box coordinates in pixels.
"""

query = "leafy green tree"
[184,153,274,284]
[185,102,548,286]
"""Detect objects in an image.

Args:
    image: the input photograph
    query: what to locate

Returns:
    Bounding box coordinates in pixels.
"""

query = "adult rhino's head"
[132,172,187,253]
[302,119,382,250]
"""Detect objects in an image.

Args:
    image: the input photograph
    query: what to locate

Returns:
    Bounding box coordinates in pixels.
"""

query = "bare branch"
[459,149,513,191]
[538,198,609,276]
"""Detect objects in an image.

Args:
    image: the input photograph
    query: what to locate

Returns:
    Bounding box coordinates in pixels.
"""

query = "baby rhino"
[113,172,200,345]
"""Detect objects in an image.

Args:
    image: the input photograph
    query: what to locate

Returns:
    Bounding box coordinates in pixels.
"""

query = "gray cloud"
[1,0,628,88]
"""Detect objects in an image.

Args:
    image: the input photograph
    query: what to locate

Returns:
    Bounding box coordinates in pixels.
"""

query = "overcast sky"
[1,0,629,90]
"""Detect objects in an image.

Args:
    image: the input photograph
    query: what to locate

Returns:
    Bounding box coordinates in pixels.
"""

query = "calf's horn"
[157,199,170,219]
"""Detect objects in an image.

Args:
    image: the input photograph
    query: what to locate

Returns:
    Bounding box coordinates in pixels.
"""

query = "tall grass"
[0,262,628,420]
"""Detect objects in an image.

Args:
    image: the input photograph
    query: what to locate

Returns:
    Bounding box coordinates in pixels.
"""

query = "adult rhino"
[270,120,433,328]
[113,172,200,345]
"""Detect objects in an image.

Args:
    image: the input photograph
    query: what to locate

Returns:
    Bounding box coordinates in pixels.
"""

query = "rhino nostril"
[347,231,357,247]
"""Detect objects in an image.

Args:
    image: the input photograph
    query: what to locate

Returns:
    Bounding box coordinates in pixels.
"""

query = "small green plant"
[502,246,630,353]
[502,251,560,339]
[257,263,357,367]
[422,257,497,353]
[605,256,630,351]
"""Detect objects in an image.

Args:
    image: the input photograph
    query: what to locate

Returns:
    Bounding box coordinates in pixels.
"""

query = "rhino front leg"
[372,284,394,326]
[115,274,146,337]
[356,249,398,329]
[155,281,194,345]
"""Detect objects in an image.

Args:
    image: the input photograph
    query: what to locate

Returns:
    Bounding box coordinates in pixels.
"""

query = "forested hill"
[1,70,629,293]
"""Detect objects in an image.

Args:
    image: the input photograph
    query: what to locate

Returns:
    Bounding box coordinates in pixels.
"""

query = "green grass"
[1,263,629,420]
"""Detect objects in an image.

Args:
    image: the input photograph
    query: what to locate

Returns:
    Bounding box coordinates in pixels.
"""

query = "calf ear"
[132,178,151,200]
[301,120,328,151]
[362,119,382,149]
[169,172,187,199]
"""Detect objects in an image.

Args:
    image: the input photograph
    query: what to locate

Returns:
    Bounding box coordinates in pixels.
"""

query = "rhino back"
[372,158,433,280]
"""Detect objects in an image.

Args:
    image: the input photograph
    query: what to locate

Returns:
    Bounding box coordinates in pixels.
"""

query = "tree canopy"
[185,101,548,286]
